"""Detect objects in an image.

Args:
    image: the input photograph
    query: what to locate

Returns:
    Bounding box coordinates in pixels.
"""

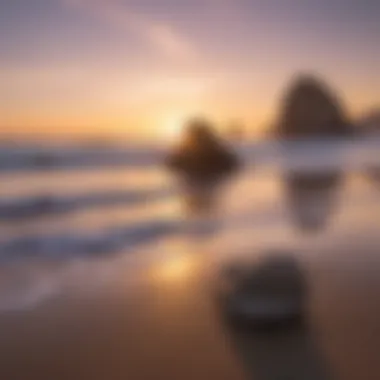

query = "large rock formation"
[165,118,240,214]
[277,75,351,232]
[278,75,351,138]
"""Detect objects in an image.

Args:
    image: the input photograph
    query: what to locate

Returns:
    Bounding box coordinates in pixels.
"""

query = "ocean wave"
[0,146,165,172]
[1,138,380,173]
[0,220,182,262]
[0,188,174,220]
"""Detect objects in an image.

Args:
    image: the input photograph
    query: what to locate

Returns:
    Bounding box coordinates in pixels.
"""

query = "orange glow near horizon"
[160,113,187,143]
[2,1,380,141]
[1,62,374,142]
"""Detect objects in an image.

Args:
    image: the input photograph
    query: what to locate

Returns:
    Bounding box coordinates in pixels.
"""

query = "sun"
[161,113,187,142]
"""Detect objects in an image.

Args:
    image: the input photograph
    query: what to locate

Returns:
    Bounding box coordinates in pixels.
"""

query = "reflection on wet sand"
[218,255,330,380]
[0,224,380,379]
[0,246,245,380]
[285,173,342,232]
[182,184,218,216]
[0,137,380,379]
[152,254,198,283]
[229,324,329,380]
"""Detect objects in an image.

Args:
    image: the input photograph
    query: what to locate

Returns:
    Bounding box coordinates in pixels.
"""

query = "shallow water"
[0,142,380,379]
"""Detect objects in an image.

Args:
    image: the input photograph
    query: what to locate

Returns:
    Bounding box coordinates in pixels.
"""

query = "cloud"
[65,0,199,63]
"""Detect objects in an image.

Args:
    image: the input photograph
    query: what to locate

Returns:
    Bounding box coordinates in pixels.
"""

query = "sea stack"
[165,118,240,214]
[277,75,351,232]
[278,75,350,138]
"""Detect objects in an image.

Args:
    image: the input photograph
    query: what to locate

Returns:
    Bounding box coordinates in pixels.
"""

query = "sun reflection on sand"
[147,238,204,284]
[154,254,197,282]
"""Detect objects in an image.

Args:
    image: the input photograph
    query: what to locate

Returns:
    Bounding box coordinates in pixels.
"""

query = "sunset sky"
[1,0,379,141]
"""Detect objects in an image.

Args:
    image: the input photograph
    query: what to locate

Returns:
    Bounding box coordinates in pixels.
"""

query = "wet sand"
[0,174,379,380]
[0,244,246,380]
[0,234,380,380]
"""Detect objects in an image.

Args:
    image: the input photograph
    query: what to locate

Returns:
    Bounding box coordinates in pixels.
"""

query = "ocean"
[0,139,379,379]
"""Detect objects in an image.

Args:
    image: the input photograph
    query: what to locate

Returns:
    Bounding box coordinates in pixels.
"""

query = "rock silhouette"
[277,75,350,232]
[219,255,306,328]
[218,255,329,379]
[278,75,351,138]
[166,118,239,182]
[166,118,240,214]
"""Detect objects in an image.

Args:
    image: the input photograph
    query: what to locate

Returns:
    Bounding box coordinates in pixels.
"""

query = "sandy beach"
[0,168,379,380]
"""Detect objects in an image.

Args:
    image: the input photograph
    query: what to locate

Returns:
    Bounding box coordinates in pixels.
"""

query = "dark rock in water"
[217,255,306,330]
[166,117,240,216]
[277,75,350,232]
[165,117,240,184]
[277,75,351,138]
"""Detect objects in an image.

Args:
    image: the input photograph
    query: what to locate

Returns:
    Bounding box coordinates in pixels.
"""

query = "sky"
[1,0,379,141]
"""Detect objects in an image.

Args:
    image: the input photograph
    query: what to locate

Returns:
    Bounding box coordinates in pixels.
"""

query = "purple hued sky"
[1,0,379,140]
